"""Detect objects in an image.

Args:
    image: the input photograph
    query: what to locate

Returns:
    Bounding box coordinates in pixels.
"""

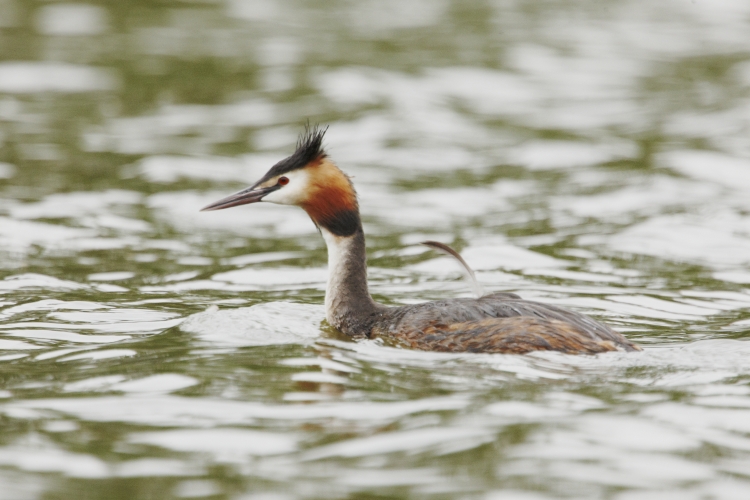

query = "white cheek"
[262,170,310,205]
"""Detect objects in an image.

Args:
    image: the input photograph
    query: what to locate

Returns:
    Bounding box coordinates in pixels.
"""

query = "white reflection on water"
[0,163,15,179]
[212,268,327,288]
[110,374,198,394]
[552,176,720,220]
[0,62,117,93]
[302,426,492,460]
[131,155,254,183]
[0,274,87,291]
[129,428,298,458]
[86,101,276,155]
[0,298,182,355]
[0,438,108,478]
[35,4,108,36]
[181,302,324,347]
[10,190,142,220]
[505,140,636,171]
[607,212,750,268]
[87,272,135,282]
[0,219,96,253]
[3,394,470,426]
[661,150,750,190]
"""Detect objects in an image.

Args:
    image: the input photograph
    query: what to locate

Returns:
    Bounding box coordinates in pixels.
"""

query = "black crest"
[254,125,328,186]
[295,124,328,164]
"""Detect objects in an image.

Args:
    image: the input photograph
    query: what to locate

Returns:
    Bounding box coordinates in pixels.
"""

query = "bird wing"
[374,291,639,352]
[397,316,622,354]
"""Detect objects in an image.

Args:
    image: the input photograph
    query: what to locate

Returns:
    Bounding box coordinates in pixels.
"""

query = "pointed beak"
[200,184,280,212]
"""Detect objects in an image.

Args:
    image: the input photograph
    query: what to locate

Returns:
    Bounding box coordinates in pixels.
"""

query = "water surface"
[2,0,750,498]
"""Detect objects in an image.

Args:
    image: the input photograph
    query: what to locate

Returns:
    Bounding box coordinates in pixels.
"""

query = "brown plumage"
[202,126,641,355]
[402,317,620,354]
[301,158,360,236]
[365,292,639,354]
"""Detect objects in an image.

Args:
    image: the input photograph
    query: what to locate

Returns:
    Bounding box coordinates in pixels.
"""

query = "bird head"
[201,126,360,237]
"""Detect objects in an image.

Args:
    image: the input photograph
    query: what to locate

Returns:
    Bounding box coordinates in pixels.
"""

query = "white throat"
[321,227,350,324]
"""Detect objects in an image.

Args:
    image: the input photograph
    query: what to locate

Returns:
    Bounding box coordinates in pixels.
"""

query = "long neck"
[320,225,381,336]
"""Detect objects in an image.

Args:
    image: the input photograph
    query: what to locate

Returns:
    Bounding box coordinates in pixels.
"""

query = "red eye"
[278,176,289,186]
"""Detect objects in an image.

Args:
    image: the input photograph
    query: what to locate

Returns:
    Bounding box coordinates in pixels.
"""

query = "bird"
[201,126,641,355]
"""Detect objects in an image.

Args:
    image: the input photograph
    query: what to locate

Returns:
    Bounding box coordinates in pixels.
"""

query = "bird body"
[202,127,640,355]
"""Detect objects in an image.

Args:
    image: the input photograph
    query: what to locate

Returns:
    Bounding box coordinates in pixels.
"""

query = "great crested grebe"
[202,127,640,355]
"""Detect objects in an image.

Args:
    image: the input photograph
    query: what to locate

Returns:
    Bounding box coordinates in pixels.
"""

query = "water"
[1,0,750,498]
